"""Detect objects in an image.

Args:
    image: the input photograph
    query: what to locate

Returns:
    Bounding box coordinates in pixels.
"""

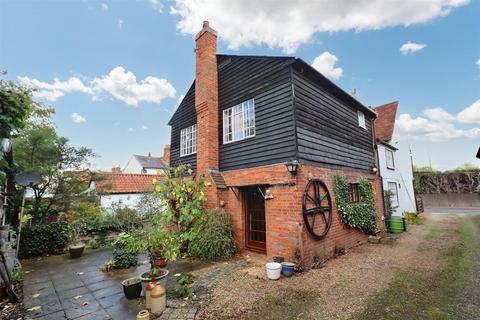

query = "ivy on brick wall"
[333,174,377,235]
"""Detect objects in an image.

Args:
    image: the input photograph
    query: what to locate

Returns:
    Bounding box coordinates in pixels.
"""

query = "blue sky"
[1,0,479,171]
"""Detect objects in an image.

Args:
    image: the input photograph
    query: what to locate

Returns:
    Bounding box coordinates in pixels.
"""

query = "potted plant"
[139,267,169,293]
[122,276,142,299]
[145,224,181,268]
[68,221,85,259]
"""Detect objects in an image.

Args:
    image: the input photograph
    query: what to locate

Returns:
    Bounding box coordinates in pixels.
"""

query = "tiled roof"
[374,101,398,142]
[92,172,161,194]
[134,154,167,169]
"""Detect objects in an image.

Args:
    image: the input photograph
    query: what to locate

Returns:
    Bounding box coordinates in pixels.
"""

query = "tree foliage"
[12,125,94,222]
[153,164,206,242]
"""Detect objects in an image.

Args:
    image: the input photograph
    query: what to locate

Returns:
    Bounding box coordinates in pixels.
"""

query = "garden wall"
[420,193,480,209]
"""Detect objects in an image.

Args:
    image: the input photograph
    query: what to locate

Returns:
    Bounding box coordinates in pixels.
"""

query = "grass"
[352,217,475,320]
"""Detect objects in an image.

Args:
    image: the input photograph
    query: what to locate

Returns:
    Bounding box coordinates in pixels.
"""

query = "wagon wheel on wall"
[302,179,333,240]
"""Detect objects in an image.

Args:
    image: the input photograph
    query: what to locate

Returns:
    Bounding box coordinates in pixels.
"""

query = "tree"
[12,125,94,222]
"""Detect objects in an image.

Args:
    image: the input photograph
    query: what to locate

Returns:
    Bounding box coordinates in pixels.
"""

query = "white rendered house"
[374,102,416,216]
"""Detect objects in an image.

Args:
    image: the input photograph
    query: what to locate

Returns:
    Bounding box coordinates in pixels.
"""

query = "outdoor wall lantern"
[285,160,299,176]
[1,138,11,154]
[372,165,378,174]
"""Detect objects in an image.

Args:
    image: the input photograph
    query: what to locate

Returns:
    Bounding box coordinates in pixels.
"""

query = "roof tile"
[374,101,398,142]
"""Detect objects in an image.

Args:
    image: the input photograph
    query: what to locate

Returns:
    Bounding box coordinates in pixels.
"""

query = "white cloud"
[128,127,134,132]
[91,66,176,106]
[19,67,176,106]
[396,100,480,141]
[457,99,480,123]
[18,76,93,101]
[311,52,343,80]
[423,107,455,122]
[396,113,480,141]
[150,0,163,13]
[170,0,468,53]
[476,58,480,67]
[400,41,426,55]
[71,112,86,123]
[142,125,149,130]
[101,3,108,10]
[118,19,124,29]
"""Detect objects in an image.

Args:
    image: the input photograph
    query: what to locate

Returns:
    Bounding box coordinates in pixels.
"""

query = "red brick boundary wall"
[209,163,384,268]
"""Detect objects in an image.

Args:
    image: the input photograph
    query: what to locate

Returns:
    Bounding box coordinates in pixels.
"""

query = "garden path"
[21,248,249,320]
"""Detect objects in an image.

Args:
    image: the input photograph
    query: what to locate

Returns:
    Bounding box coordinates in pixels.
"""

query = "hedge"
[19,221,69,258]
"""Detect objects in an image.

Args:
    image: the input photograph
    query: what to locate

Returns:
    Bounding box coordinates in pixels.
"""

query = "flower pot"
[281,262,295,277]
[139,269,169,295]
[69,244,85,259]
[265,262,282,280]
[153,256,167,268]
[122,277,142,300]
[273,256,284,263]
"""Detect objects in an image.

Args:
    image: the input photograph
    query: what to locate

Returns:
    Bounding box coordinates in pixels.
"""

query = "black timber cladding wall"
[169,83,197,170]
[217,55,297,171]
[292,67,376,171]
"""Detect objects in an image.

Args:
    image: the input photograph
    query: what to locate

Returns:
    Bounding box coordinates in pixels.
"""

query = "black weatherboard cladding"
[217,55,297,171]
[168,54,376,173]
[169,82,197,170]
[292,63,376,171]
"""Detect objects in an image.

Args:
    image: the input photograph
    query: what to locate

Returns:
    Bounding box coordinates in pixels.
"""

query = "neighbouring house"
[88,168,160,210]
[168,21,385,267]
[123,145,170,174]
[374,101,416,216]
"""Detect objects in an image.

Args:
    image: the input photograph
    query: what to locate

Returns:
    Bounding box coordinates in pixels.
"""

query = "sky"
[1,0,479,172]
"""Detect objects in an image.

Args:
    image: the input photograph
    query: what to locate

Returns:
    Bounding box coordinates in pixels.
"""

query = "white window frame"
[385,148,395,169]
[223,99,255,144]
[180,124,197,157]
[358,111,366,129]
[387,181,399,207]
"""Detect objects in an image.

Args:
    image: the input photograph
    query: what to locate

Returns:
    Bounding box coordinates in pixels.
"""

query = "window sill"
[180,152,196,158]
[223,134,255,145]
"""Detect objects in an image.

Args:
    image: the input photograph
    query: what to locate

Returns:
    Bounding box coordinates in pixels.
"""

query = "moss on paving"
[351,217,475,320]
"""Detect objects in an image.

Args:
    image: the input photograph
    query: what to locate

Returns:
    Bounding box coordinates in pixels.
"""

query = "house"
[123,145,170,174]
[374,101,416,216]
[168,21,384,266]
[88,169,160,210]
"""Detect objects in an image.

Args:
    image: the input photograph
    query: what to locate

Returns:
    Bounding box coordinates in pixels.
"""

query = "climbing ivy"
[333,174,377,235]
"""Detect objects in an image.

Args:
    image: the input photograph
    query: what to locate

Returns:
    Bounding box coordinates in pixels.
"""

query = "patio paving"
[21,248,249,320]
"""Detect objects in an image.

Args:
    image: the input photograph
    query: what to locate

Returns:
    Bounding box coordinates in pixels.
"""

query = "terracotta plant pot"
[69,244,85,259]
[122,277,142,300]
[139,269,169,294]
[153,256,167,268]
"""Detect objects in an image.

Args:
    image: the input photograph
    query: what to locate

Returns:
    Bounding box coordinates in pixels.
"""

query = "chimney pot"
[203,20,209,28]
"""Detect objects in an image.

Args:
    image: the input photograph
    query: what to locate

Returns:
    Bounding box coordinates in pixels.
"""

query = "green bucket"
[389,216,404,233]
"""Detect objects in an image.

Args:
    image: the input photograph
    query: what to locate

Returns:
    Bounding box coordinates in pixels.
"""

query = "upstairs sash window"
[223,99,255,144]
[180,124,197,157]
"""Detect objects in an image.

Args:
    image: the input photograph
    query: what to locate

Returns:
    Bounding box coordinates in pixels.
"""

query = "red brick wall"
[217,163,384,268]
[195,22,219,176]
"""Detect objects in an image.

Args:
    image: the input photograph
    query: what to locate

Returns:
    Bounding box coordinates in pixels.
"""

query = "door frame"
[243,186,267,253]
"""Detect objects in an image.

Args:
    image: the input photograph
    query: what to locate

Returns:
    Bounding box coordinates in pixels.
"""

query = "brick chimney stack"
[163,144,170,165]
[195,20,219,176]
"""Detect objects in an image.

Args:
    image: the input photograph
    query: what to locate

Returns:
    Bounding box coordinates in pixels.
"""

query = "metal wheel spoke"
[303,179,333,240]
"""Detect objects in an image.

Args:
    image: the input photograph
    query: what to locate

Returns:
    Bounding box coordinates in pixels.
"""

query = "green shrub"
[19,221,69,258]
[404,211,422,225]
[188,209,237,260]
[64,202,101,222]
[333,175,377,235]
[11,268,24,284]
[112,233,139,269]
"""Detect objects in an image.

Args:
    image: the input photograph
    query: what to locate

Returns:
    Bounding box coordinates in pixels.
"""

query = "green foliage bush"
[404,211,422,225]
[333,175,377,235]
[112,233,139,269]
[188,209,237,260]
[19,221,69,258]
[153,164,206,243]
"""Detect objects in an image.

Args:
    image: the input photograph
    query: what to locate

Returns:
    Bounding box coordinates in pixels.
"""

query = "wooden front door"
[244,186,266,252]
